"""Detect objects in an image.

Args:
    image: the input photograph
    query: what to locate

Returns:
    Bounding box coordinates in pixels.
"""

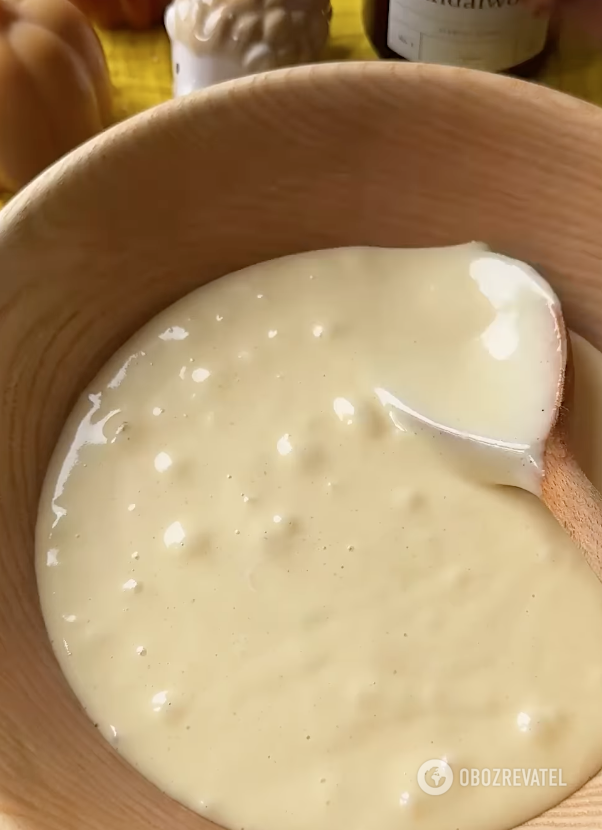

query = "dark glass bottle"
[363,0,551,78]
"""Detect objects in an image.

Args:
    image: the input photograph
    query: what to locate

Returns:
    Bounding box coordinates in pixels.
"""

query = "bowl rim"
[2,60,601,238]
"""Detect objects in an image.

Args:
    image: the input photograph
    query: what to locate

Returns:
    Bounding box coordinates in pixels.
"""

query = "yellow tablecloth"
[1,0,601,208]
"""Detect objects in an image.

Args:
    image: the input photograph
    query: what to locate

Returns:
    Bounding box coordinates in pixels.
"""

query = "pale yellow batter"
[36,245,602,830]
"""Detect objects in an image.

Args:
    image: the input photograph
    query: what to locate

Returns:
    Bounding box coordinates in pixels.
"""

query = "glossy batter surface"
[36,246,602,830]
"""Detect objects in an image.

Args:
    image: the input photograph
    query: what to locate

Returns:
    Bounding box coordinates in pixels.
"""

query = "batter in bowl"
[36,244,602,830]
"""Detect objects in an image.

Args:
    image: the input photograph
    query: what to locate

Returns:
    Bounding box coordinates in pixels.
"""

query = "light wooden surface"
[2,62,602,830]
[543,428,602,585]
[1,0,602,207]
[542,330,602,587]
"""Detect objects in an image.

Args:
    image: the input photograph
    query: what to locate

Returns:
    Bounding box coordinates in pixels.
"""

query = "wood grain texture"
[2,61,602,830]
[542,428,602,582]
[542,330,602,587]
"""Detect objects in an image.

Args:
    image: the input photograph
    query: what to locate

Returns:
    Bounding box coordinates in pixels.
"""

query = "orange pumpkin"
[68,0,169,29]
[0,0,112,193]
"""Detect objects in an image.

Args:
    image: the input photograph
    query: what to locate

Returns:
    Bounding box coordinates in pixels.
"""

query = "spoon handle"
[542,431,602,581]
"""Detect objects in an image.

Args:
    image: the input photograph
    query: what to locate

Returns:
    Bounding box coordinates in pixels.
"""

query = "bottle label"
[386,0,549,71]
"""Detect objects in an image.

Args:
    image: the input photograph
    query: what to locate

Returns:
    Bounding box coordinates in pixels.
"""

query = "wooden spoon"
[381,259,602,583]
[541,317,602,580]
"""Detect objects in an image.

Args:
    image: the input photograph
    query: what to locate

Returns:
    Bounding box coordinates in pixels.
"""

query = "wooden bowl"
[1,61,602,830]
